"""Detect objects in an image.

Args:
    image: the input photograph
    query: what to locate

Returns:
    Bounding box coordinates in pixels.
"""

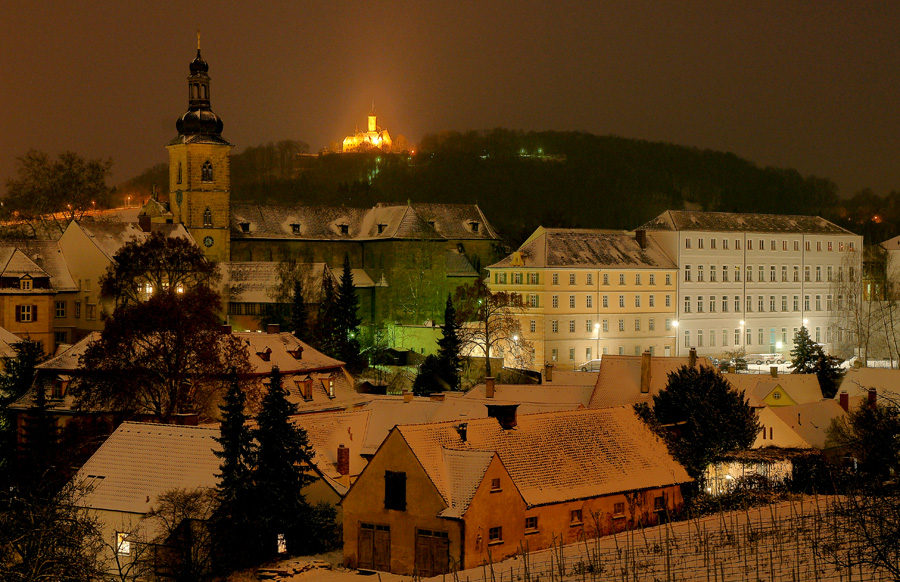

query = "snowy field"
[435,496,892,582]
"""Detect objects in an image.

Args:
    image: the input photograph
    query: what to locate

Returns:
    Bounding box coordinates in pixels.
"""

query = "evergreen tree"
[0,340,44,482]
[435,294,463,391]
[334,254,363,370]
[790,326,845,397]
[314,269,339,357]
[252,367,316,557]
[211,371,260,570]
[634,365,759,484]
[412,354,442,396]
[790,326,819,373]
[289,278,309,342]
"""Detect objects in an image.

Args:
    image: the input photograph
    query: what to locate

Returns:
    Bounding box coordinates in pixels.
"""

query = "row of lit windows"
[547,317,673,334]
[682,294,844,314]
[684,237,855,253]
[545,293,673,309]
[683,264,852,283]
[550,345,666,361]
[682,325,851,348]
[496,271,674,287]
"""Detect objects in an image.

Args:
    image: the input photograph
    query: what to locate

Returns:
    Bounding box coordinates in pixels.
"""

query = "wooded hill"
[123,130,884,248]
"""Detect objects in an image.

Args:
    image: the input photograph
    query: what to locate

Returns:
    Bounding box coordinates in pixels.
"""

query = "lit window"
[116,532,131,556]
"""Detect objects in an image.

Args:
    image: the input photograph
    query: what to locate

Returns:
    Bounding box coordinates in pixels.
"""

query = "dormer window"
[339,224,349,235]
[469,221,480,233]
[257,347,272,362]
[290,223,301,235]
[239,222,250,233]
[288,347,303,359]
[201,161,214,182]
[20,278,32,290]
[203,207,212,227]
[377,224,387,234]
[428,221,436,229]
[326,378,335,398]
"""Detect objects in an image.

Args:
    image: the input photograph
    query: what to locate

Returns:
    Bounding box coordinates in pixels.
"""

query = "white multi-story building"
[637,211,862,359]
[487,227,678,368]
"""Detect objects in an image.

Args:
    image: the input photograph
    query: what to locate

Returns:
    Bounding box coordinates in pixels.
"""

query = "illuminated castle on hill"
[342,107,394,153]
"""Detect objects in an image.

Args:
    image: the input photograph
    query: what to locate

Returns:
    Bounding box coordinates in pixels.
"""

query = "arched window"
[177,161,182,184]
[203,207,212,227]
[201,161,213,182]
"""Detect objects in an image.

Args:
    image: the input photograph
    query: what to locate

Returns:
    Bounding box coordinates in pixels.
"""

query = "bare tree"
[454,278,531,377]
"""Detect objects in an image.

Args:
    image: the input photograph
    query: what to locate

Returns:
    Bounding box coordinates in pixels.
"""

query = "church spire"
[174,37,223,138]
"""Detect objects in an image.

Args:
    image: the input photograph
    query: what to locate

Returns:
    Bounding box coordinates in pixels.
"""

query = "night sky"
[2,1,899,197]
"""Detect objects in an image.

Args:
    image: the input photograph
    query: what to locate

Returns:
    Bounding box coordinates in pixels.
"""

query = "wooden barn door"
[358,523,391,572]
[415,529,449,577]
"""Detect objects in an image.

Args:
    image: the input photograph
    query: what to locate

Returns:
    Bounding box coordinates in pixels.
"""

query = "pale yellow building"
[487,227,678,369]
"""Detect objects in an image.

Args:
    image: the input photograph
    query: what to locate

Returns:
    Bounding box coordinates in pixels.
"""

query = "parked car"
[730,357,748,371]
[745,353,786,365]
[579,358,603,372]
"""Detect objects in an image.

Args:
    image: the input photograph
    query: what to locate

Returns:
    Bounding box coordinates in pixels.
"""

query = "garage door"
[415,528,449,577]
[358,523,390,572]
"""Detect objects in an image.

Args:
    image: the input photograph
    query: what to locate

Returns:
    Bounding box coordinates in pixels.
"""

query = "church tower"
[166,39,232,262]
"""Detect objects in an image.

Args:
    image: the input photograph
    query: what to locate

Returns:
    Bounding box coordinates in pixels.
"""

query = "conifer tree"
[435,294,463,391]
[334,254,363,370]
[252,367,316,557]
[0,340,44,481]
[211,371,259,570]
[314,269,339,357]
[23,380,59,490]
[289,278,309,342]
[790,326,819,374]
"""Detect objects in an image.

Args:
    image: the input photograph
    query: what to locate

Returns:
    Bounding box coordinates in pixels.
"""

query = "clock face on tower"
[203,236,214,248]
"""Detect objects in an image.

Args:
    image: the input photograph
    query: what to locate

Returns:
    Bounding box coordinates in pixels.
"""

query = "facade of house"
[0,242,79,354]
[341,407,690,576]
[487,227,678,369]
[637,210,863,359]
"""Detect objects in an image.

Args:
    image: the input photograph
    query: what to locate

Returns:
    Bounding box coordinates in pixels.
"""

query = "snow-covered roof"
[637,210,857,235]
[769,400,847,449]
[230,202,500,242]
[73,422,220,514]
[489,227,676,269]
[588,355,714,408]
[397,407,691,508]
[74,221,193,260]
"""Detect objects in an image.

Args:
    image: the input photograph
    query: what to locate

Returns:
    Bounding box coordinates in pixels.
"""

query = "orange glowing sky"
[1,1,899,196]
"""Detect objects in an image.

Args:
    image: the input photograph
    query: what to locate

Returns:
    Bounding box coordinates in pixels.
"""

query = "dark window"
[177,161,182,184]
[201,161,214,182]
[654,496,665,511]
[613,502,625,516]
[490,478,501,492]
[570,509,583,524]
[340,224,350,235]
[384,471,406,511]
[525,517,538,531]
[203,207,212,227]
[377,224,386,234]
[291,223,301,234]
[488,526,502,543]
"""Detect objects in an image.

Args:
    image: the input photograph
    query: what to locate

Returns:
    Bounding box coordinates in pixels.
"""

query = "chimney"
[868,388,877,410]
[403,391,413,403]
[456,422,468,442]
[174,412,199,426]
[635,230,647,249]
[839,391,849,412]
[221,324,232,335]
[544,363,554,383]
[138,213,151,233]
[485,377,495,398]
[336,444,350,476]
[770,366,778,378]
[640,351,651,394]
[689,348,697,368]
[267,323,280,334]
[486,404,519,430]
[430,392,445,402]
